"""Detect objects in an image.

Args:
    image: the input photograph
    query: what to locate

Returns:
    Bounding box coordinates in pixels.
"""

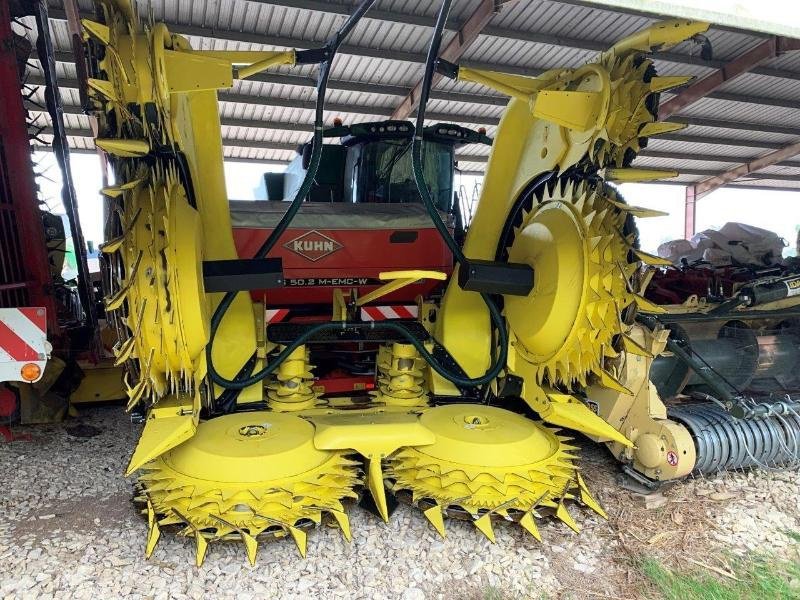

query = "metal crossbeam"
[693,141,800,196]
[28,100,797,157]
[638,149,800,168]
[31,72,800,142]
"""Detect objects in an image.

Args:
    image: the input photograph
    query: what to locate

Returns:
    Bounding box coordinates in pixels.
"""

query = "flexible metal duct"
[669,403,800,475]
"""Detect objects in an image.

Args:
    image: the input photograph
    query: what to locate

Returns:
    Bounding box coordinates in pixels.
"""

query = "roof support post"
[684,185,697,239]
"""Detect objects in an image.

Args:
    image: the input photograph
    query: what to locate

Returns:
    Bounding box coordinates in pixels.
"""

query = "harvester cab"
[266,120,490,209]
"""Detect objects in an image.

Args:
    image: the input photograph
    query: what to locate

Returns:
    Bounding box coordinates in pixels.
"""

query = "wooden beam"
[391,0,514,120]
[659,36,799,119]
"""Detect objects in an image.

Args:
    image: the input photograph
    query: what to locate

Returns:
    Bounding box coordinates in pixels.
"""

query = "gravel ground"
[1,405,798,600]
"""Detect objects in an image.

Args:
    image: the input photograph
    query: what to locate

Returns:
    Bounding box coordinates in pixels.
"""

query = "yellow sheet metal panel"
[164,50,233,93]
[311,411,436,456]
[70,363,125,403]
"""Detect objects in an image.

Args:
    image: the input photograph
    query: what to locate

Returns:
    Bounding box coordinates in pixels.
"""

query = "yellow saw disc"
[136,412,361,565]
[386,404,605,542]
[503,179,639,389]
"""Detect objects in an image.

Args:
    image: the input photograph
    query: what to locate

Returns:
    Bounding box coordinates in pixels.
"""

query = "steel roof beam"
[692,140,800,196]
[668,115,800,137]
[392,0,514,119]
[31,101,796,153]
[638,149,800,168]
[41,127,489,165]
[46,8,800,82]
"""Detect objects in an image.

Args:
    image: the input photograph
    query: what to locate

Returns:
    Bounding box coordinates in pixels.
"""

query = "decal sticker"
[666,450,679,467]
[285,277,378,287]
[785,276,800,297]
[284,230,343,262]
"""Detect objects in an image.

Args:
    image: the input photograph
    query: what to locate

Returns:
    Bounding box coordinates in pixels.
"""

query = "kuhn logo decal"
[284,230,343,262]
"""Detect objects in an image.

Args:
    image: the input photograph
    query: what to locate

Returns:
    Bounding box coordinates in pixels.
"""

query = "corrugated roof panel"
[759,164,800,176]
[648,60,714,79]
[492,0,649,43]
[69,136,95,151]
[440,0,485,21]
[226,126,291,147]
[325,87,397,109]
[490,0,763,61]
[34,0,800,194]
[678,124,798,146]
[345,19,431,55]
[231,78,307,102]
[27,85,80,109]
[682,97,800,127]
[330,55,420,86]
[686,30,766,62]
[465,35,595,72]
[633,155,741,171]
[224,146,293,163]
[435,77,505,99]
[719,72,800,101]
[733,178,800,190]
[62,113,89,132]
[646,138,754,159]
[763,50,800,72]
[424,98,502,121]
[34,134,95,151]
[456,160,488,173]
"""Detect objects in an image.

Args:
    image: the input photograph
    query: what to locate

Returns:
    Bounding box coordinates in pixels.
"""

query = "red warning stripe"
[360,305,418,321]
[17,307,46,332]
[390,305,416,319]
[0,319,38,361]
[266,308,290,323]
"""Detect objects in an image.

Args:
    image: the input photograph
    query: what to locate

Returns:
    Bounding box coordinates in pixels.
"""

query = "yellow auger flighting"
[82,0,709,565]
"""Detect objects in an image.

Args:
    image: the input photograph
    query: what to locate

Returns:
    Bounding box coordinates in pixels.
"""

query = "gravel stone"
[1,406,798,599]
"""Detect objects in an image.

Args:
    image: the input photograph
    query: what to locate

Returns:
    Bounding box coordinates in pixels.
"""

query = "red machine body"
[645,266,763,305]
[231,201,453,308]
[0,0,56,329]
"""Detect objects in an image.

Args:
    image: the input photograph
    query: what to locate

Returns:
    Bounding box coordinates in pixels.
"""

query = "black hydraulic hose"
[210,320,502,391]
[409,0,508,385]
[206,0,376,390]
[253,0,374,258]
[208,0,506,391]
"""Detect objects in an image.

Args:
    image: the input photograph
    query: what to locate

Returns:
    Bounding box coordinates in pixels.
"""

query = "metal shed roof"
[21,0,800,191]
